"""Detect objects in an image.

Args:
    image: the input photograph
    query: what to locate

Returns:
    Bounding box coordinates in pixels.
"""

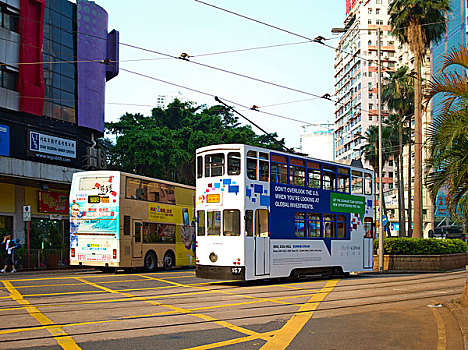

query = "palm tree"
[382,66,414,237]
[360,124,394,237]
[426,45,468,221]
[389,0,450,238]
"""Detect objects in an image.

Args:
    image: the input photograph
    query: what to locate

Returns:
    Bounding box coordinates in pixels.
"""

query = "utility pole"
[377,27,384,271]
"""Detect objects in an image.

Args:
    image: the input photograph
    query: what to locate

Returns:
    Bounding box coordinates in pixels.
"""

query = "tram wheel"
[163,251,175,270]
[144,251,158,272]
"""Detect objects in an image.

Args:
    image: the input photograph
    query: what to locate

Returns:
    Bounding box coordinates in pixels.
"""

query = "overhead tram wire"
[214,96,294,153]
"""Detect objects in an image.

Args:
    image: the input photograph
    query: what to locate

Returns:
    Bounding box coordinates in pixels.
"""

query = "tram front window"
[205,154,225,177]
[207,211,221,236]
[223,209,240,236]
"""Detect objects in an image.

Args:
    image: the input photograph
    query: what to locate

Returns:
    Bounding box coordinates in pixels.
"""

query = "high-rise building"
[298,123,334,160]
[0,0,119,260]
[333,0,396,187]
[155,91,186,109]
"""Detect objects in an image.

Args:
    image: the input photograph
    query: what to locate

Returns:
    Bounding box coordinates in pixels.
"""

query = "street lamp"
[331,26,384,271]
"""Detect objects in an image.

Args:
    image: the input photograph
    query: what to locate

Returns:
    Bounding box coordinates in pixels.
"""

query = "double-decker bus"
[195,144,374,281]
[69,171,195,271]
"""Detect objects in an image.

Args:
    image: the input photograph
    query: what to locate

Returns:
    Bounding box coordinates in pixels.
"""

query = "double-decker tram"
[195,144,374,281]
[69,171,195,271]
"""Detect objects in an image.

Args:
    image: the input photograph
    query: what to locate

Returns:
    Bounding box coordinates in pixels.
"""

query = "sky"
[95,0,346,148]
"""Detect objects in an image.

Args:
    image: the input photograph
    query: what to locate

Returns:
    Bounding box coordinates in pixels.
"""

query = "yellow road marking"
[74,276,266,340]
[430,303,446,350]
[2,281,81,350]
[260,279,339,350]
[183,331,276,350]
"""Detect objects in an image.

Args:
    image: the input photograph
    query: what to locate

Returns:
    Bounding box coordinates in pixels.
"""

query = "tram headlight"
[209,252,218,263]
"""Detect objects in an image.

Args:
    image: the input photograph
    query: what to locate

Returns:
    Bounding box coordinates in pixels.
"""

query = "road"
[0,269,466,349]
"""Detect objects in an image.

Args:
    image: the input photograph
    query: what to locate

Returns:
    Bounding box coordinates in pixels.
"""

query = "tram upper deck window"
[307,162,321,189]
[228,152,241,175]
[197,210,205,236]
[207,211,221,236]
[223,209,240,236]
[337,167,350,193]
[271,154,288,184]
[205,153,225,177]
[365,173,373,195]
[197,156,203,178]
[246,150,257,180]
[351,170,364,194]
[259,152,269,182]
[323,165,336,191]
[290,159,305,186]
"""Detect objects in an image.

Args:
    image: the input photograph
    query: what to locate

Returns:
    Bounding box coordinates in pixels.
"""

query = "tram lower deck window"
[223,209,240,236]
[207,211,221,235]
[197,210,205,236]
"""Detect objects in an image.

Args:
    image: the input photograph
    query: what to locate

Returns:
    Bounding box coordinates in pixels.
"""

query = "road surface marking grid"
[0,274,339,349]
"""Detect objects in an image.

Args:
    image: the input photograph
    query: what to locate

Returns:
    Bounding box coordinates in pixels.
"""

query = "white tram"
[195,144,375,281]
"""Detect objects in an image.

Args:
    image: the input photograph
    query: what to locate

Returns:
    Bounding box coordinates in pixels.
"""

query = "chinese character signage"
[28,130,76,163]
[39,191,69,214]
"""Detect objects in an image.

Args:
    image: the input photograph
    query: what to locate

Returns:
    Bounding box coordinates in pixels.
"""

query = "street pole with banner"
[23,205,31,267]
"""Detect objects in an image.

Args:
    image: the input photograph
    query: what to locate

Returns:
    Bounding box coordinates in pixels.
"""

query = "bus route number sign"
[88,195,101,204]
[207,194,220,203]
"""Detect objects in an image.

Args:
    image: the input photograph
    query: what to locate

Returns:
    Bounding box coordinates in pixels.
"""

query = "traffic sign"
[23,205,31,222]
[382,214,388,226]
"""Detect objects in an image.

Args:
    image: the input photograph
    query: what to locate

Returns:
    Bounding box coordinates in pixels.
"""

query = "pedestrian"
[1,233,17,273]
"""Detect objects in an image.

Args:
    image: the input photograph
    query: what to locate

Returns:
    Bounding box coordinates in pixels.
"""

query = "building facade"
[0,0,118,261]
[298,124,334,161]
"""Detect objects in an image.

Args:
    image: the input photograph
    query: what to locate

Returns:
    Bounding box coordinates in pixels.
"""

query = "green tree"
[426,45,468,221]
[104,100,285,185]
[360,124,394,237]
[382,66,414,236]
[389,0,450,237]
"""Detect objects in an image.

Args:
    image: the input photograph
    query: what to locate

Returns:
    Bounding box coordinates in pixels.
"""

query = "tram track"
[0,276,463,318]
[0,286,462,345]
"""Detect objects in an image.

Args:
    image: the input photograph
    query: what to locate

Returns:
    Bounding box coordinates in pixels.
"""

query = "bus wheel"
[144,251,158,272]
[163,251,175,270]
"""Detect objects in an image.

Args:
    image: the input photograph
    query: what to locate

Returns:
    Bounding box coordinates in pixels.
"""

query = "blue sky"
[98,0,345,148]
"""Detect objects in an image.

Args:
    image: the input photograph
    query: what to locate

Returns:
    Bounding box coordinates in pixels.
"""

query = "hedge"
[373,237,467,255]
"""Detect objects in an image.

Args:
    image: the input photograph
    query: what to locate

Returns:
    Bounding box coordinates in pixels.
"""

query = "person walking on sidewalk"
[1,233,17,273]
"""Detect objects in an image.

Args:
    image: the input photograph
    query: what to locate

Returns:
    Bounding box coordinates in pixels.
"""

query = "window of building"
[245,210,253,236]
[207,211,221,236]
[0,4,19,32]
[376,8,380,14]
[0,65,18,91]
[376,19,384,25]
[307,213,321,237]
[368,8,372,14]
[368,19,372,25]
[223,209,240,236]
[227,152,241,175]
[295,212,305,237]
[205,153,225,177]
[196,210,205,236]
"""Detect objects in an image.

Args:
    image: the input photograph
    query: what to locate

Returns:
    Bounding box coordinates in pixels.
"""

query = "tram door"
[255,209,270,275]
[363,217,373,269]
[132,220,143,258]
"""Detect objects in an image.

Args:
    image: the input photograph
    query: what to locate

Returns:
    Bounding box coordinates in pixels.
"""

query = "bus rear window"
[205,154,225,177]
[79,176,112,191]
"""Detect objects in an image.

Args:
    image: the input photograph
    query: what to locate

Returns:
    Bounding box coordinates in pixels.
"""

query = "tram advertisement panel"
[70,175,120,261]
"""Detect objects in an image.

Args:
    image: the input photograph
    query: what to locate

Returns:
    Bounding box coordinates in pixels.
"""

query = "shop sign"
[28,130,76,163]
[39,191,69,214]
[0,124,9,156]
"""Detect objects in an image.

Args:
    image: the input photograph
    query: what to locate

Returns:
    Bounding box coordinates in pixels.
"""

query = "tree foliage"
[103,100,286,185]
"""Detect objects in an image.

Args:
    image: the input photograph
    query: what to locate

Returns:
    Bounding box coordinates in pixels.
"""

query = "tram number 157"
[231,267,242,275]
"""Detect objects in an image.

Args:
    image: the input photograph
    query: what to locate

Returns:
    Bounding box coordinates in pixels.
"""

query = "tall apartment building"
[298,124,334,161]
[0,0,118,259]
[334,1,396,192]
[155,91,186,109]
